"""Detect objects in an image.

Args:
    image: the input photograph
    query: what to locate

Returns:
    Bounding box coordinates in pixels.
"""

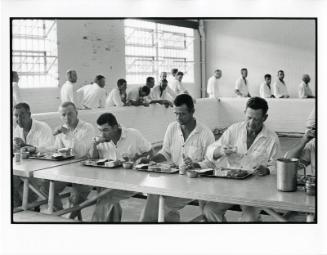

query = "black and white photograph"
[1,0,326,255]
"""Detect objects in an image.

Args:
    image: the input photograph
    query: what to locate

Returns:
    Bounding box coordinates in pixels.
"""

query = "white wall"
[205,19,316,98]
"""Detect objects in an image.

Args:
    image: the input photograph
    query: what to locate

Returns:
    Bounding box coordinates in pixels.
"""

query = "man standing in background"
[259,74,275,98]
[207,69,222,99]
[298,74,314,98]
[272,70,290,98]
[12,71,22,106]
[235,68,251,97]
[60,69,78,104]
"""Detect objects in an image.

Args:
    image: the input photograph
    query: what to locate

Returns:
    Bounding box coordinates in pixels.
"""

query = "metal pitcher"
[276,158,306,192]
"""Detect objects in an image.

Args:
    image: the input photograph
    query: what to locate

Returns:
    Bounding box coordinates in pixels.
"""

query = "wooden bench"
[13,210,77,222]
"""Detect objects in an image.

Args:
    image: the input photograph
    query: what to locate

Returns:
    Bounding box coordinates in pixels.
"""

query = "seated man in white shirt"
[138,94,215,222]
[13,102,54,208]
[105,78,128,107]
[149,79,174,108]
[169,71,189,96]
[235,68,251,97]
[298,74,314,98]
[60,69,77,104]
[259,74,275,98]
[203,97,280,222]
[126,85,151,106]
[143,76,155,103]
[272,70,290,98]
[51,101,96,219]
[91,113,152,222]
[12,71,22,106]
[207,69,222,99]
[76,75,107,109]
[168,68,178,85]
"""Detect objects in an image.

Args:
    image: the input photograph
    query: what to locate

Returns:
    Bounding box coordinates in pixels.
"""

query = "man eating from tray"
[13,102,54,209]
[138,94,215,222]
[90,112,152,222]
[50,101,95,219]
[203,97,280,222]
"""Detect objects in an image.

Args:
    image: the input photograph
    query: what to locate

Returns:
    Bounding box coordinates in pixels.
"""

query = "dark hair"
[94,75,105,83]
[97,113,118,127]
[146,77,154,83]
[214,69,221,73]
[140,86,150,96]
[264,74,271,80]
[117,78,126,87]
[12,71,19,79]
[241,68,247,72]
[171,68,178,75]
[278,70,284,75]
[177,71,184,76]
[14,102,30,112]
[246,97,269,116]
[60,101,77,111]
[174,94,194,111]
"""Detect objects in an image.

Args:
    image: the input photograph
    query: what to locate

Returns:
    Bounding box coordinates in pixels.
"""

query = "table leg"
[158,195,165,223]
[48,181,55,214]
[262,208,287,222]
[306,213,315,222]
[22,178,29,210]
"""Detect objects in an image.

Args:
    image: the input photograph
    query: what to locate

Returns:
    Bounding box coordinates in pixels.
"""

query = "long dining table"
[32,162,316,222]
[12,157,84,210]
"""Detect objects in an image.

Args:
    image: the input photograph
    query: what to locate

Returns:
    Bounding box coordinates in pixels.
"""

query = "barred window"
[124,19,194,84]
[12,19,58,88]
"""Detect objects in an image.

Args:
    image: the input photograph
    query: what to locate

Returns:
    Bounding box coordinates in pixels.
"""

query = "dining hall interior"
[10,18,316,224]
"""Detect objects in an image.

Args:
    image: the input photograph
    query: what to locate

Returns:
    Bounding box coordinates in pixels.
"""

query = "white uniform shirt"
[94,127,152,160]
[13,82,21,106]
[298,82,314,98]
[259,82,273,98]
[301,138,316,175]
[169,79,187,95]
[54,119,95,158]
[235,77,249,97]
[207,76,220,98]
[206,121,280,172]
[13,119,54,153]
[127,87,147,102]
[105,88,125,107]
[159,121,215,167]
[273,79,289,98]
[150,85,175,101]
[60,81,75,103]
[77,83,106,109]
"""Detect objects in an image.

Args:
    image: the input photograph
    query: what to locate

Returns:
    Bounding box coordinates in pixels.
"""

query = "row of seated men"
[12,95,316,222]
[207,68,315,99]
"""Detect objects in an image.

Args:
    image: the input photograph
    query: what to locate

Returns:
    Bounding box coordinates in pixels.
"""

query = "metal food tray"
[82,160,122,168]
[134,164,179,174]
[29,154,75,161]
[198,169,253,180]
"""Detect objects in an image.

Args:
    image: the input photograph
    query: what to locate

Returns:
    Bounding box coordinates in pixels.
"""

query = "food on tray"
[122,161,134,169]
[96,159,108,165]
[58,147,72,156]
[186,170,198,178]
[105,160,121,167]
[52,153,65,160]
[83,159,122,167]
[214,168,250,178]
[148,163,172,173]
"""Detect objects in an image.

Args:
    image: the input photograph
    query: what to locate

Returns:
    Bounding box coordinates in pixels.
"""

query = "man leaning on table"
[51,101,95,219]
[138,94,215,222]
[91,112,152,222]
[203,97,280,222]
[13,102,54,208]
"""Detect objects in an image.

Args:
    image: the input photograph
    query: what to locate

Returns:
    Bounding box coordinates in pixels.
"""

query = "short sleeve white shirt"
[235,77,249,97]
[159,121,215,167]
[106,88,125,107]
[206,121,280,172]
[273,79,289,98]
[169,79,187,95]
[298,82,313,98]
[127,87,141,102]
[60,81,75,103]
[13,82,22,106]
[54,119,95,158]
[95,127,152,160]
[13,119,54,153]
[259,82,273,98]
[207,76,220,98]
[77,83,106,109]
[150,85,174,101]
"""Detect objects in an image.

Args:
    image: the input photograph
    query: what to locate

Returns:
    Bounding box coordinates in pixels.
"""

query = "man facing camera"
[105,79,128,107]
[298,74,314,99]
[259,74,275,98]
[272,70,290,98]
[235,68,251,97]
[203,97,280,222]
[138,94,215,222]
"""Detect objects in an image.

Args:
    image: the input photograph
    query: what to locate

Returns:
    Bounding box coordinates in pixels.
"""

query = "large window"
[124,19,194,84]
[12,19,58,88]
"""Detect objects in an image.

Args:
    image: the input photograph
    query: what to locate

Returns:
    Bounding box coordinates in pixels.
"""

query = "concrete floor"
[40,137,302,222]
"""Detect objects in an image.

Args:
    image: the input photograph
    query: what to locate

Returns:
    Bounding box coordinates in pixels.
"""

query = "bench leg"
[48,181,55,214]
[158,195,165,223]
[22,178,29,210]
